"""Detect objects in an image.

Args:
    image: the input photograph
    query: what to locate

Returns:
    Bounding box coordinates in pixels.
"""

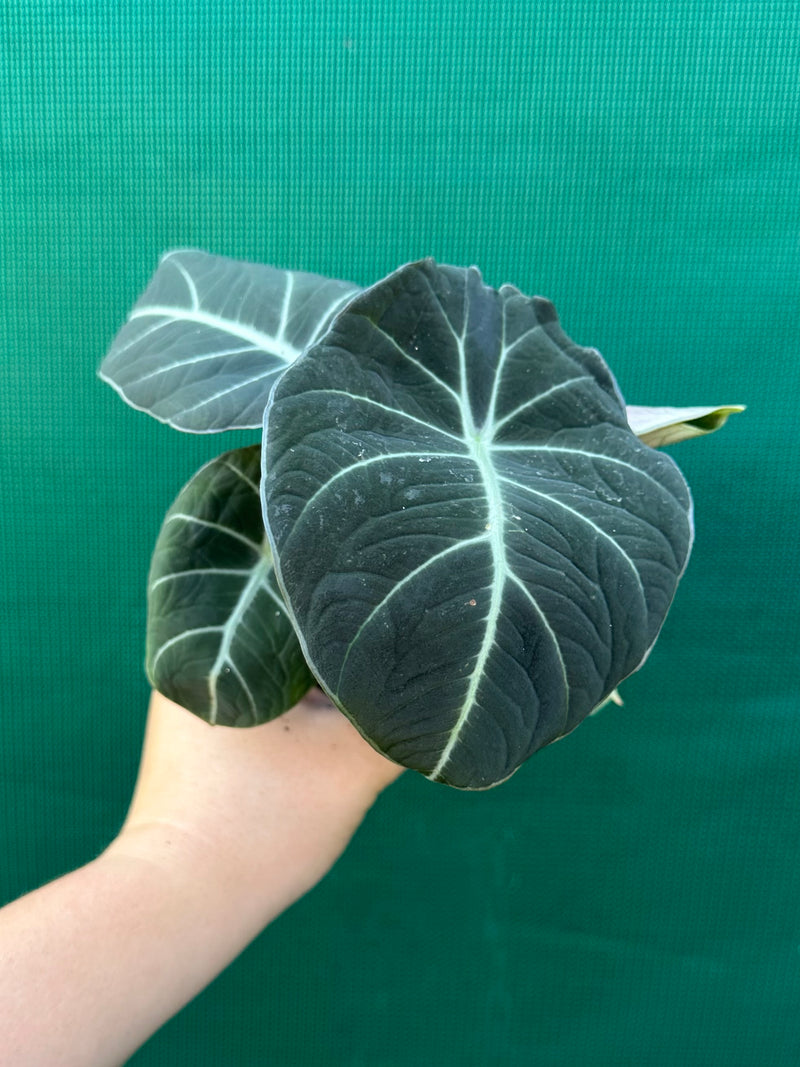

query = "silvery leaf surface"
[626,404,745,447]
[263,259,694,789]
[147,444,314,725]
[99,250,361,432]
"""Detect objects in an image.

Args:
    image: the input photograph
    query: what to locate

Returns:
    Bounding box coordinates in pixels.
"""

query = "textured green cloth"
[2,2,798,1063]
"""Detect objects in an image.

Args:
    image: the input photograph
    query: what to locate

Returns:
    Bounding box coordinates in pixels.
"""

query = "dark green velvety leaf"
[147,444,314,725]
[263,259,694,789]
[99,250,361,432]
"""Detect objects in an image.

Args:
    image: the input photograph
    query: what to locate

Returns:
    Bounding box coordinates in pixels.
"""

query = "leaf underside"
[99,249,361,432]
[146,444,314,725]
[626,405,745,447]
[263,259,694,789]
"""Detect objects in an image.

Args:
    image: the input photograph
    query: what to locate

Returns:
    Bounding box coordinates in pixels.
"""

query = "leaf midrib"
[428,432,506,781]
[428,289,507,781]
[208,550,274,724]
[129,305,300,363]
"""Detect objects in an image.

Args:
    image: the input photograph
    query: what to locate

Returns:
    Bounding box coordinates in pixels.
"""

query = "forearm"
[0,801,367,1067]
[0,836,237,1066]
[0,691,399,1067]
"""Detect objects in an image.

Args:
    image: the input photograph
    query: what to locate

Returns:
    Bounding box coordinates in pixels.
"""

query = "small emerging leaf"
[627,405,745,447]
[99,250,361,432]
[147,444,314,725]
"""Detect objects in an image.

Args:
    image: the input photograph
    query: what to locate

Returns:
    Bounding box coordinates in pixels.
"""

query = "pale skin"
[0,689,403,1067]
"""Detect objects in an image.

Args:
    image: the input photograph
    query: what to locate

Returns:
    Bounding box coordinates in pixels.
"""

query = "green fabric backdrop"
[2,1,798,1063]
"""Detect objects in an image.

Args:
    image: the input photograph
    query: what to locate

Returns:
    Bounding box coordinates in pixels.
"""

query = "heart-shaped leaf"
[147,444,314,724]
[99,250,361,432]
[263,260,694,788]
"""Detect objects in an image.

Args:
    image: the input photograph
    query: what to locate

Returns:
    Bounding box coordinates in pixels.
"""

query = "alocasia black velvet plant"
[100,250,742,789]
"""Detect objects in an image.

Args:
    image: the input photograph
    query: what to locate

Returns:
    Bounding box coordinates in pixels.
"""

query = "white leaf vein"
[150,566,253,591]
[336,532,491,692]
[497,474,647,608]
[370,321,461,405]
[307,288,358,345]
[208,555,271,723]
[277,272,294,343]
[302,389,463,444]
[172,258,200,310]
[163,513,262,554]
[429,281,512,780]
[125,344,265,387]
[288,450,470,534]
[221,458,260,495]
[490,444,677,499]
[174,367,279,416]
[491,376,594,438]
[129,306,299,363]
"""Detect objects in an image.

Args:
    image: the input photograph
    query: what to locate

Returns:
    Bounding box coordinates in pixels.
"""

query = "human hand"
[113,687,405,918]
